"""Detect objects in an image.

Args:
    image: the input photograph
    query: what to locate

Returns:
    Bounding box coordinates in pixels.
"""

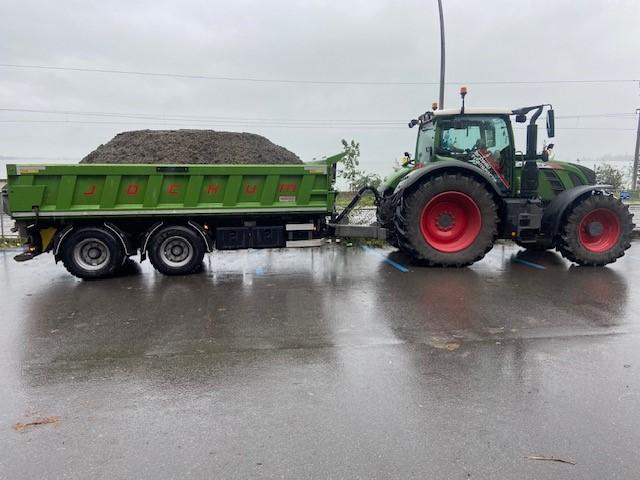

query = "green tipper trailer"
[2,154,373,278]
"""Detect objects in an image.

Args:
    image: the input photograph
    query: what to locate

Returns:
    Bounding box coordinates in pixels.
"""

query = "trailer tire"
[148,225,205,275]
[61,227,125,280]
[395,173,498,266]
[557,194,634,266]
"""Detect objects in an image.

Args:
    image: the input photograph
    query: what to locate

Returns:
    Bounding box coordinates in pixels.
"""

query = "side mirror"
[515,113,527,123]
[541,149,549,162]
[546,109,555,138]
[541,143,554,162]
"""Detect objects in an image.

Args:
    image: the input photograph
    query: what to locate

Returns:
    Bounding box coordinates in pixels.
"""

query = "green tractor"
[374,89,634,266]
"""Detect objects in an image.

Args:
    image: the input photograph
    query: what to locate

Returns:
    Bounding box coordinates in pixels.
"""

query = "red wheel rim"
[578,208,621,253]
[420,192,482,253]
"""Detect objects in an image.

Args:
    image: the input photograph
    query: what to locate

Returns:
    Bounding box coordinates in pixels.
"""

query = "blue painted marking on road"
[255,266,264,276]
[511,257,546,270]
[362,246,409,273]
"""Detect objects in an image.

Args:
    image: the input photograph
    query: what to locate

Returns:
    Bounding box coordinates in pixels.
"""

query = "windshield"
[437,115,510,158]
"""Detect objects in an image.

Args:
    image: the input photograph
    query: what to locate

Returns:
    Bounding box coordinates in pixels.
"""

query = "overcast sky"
[1,0,639,177]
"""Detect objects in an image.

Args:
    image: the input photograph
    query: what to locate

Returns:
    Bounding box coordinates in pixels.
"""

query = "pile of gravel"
[80,130,302,165]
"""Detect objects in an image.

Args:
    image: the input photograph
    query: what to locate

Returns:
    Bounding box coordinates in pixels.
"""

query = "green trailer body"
[5,154,341,220]
[1,153,349,277]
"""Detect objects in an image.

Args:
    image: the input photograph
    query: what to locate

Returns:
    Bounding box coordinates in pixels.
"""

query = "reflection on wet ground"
[1,242,639,479]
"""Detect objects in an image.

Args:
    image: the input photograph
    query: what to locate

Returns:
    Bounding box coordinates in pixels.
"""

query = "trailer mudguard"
[541,185,612,236]
[53,222,135,262]
[53,225,74,262]
[140,222,164,262]
[392,160,507,199]
[187,220,214,252]
[104,222,136,256]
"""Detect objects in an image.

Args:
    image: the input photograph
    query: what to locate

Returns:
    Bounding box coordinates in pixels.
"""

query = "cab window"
[437,116,510,157]
[415,123,435,164]
[436,115,512,190]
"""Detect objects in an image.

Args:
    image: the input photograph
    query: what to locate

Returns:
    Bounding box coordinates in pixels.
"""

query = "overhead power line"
[0,107,636,125]
[0,63,637,86]
[0,119,636,132]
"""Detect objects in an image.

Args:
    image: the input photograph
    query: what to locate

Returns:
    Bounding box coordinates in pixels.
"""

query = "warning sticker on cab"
[279,196,296,203]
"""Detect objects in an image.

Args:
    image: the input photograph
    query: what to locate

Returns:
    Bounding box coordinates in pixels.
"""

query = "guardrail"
[630,205,640,226]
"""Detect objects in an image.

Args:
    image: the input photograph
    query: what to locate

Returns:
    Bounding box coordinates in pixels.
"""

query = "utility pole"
[437,0,445,109]
[633,108,640,190]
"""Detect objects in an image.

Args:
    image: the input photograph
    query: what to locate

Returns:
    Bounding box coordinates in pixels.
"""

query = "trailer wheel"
[61,227,125,279]
[557,194,634,266]
[395,174,498,266]
[148,225,205,275]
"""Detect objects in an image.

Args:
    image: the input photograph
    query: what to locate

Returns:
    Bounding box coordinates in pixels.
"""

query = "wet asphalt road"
[1,242,639,479]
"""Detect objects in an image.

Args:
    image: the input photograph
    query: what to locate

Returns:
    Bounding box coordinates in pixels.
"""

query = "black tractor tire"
[376,195,400,248]
[148,225,206,275]
[515,238,554,251]
[61,227,125,280]
[395,174,498,266]
[557,194,634,266]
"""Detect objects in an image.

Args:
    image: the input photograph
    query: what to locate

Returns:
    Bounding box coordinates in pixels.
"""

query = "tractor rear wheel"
[557,194,634,266]
[376,195,399,247]
[395,174,498,266]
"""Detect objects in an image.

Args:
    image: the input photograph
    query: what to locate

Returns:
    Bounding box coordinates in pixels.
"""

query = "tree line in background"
[594,164,634,192]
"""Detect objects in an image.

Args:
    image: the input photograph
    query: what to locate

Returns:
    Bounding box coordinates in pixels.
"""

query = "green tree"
[338,139,382,191]
[595,164,628,191]
[339,139,361,191]
[352,172,382,191]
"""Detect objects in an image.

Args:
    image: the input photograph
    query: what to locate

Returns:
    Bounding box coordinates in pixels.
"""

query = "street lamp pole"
[437,0,445,109]
[633,108,640,190]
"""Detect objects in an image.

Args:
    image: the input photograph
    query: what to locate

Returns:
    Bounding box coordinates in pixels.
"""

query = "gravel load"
[80,130,302,165]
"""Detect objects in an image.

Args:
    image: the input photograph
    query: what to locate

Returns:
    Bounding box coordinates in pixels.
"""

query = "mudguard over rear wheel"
[557,194,634,266]
[395,174,498,266]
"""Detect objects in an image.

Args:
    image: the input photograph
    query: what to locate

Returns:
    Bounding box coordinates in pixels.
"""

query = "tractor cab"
[414,108,516,193]
[406,90,559,200]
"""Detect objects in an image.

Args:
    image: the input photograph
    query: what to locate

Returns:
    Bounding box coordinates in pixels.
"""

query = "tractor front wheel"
[395,174,498,266]
[557,194,634,266]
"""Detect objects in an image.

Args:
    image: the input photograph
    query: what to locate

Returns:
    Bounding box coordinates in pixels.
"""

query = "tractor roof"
[432,107,512,116]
